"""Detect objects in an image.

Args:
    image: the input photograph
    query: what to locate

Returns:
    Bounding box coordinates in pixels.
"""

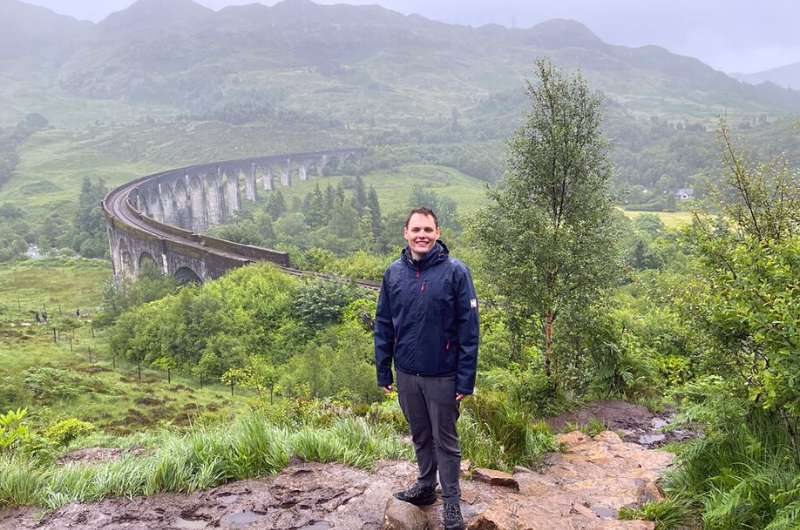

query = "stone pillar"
[224,171,241,218]
[262,166,273,191]
[299,163,308,182]
[189,175,207,233]
[160,182,177,225]
[244,166,257,202]
[205,170,223,226]
[146,188,163,222]
[281,158,291,186]
[317,154,329,177]
[174,179,191,230]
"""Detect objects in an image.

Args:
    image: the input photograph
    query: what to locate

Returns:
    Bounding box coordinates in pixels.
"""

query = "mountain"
[38,0,799,120]
[734,62,800,90]
[98,0,214,35]
[0,0,91,64]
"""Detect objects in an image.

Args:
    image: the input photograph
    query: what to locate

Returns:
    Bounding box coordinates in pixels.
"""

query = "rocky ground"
[0,401,686,530]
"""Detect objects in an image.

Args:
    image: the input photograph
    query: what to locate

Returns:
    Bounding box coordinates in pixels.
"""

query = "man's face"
[403,213,440,258]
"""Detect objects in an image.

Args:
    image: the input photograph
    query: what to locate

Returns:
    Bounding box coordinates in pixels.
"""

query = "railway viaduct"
[102,149,368,284]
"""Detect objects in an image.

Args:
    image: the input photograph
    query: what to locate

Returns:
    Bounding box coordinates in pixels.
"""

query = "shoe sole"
[393,493,438,506]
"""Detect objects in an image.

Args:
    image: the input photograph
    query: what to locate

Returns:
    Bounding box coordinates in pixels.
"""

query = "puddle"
[173,517,208,529]
[220,510,268,528]
[299,522,332,530]
[638,433,666,446]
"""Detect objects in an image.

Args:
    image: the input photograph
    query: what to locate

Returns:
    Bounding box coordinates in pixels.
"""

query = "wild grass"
[661,408,800,530]
[618,497,694,530]
[0,413,412,510]
[460,391,557,471]
[0,259,243,431]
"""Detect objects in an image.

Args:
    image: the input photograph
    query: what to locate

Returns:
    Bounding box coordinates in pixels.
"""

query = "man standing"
[375,207,479,530]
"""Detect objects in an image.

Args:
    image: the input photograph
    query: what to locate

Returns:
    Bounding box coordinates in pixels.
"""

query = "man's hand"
[456,393,466,402]
[383,385,394,395]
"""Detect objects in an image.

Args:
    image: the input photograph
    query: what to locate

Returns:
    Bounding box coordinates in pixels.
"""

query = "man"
[374,207,479,530]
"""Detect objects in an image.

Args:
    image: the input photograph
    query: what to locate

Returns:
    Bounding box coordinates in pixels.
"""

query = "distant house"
[674,188,694,201]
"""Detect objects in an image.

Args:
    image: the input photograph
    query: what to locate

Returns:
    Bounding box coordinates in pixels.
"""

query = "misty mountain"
[734,62,800,90]
[3,0,799,118]
[0,0,91,65]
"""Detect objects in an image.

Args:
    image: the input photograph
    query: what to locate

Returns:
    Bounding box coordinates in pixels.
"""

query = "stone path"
[0,429,673,530]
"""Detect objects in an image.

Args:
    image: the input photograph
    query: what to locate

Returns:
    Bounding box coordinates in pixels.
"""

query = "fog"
[25,0,800,74]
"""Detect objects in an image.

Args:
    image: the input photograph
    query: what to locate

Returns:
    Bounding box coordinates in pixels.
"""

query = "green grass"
[622,209,694,229]
[278,163,488,214]
[0,258,245,433]
[0,413,413,510]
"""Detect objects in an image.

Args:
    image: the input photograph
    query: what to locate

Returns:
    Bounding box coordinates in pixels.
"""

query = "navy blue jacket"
[374,241,479,395]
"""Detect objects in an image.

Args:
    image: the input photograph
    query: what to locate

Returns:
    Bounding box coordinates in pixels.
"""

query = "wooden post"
[52,328,57,343]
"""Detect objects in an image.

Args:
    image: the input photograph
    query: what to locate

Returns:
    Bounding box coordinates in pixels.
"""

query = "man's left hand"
[456,393,466,402]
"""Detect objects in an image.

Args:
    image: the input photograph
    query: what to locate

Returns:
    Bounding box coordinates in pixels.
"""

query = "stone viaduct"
[102,148,370,285]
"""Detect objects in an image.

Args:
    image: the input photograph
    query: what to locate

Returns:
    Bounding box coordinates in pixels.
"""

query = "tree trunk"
[269,387,274,405]
[137,362,142,382]
[544,312,555,382]
[230,382,235,396]
[167,369,171,385]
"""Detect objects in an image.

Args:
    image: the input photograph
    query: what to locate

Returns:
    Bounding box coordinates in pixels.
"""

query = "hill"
[1,0,799,212]
[734,61,800,90]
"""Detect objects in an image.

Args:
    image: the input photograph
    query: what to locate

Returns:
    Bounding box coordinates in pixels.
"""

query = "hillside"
[1,0,799,211]
[734,61,800,90]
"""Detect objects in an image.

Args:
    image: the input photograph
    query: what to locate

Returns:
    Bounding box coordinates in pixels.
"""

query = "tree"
[366,186,382,245]
[352,175,367,216]
[472,60,619,387]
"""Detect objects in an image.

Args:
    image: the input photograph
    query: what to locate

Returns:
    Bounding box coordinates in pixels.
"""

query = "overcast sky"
[25,0,800,74]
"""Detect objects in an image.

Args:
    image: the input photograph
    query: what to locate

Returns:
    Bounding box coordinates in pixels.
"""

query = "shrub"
[44,418,95,447]
[0,408,30,452]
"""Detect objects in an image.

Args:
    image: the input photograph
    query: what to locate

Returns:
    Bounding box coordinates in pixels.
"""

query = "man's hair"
[404,207,439,228]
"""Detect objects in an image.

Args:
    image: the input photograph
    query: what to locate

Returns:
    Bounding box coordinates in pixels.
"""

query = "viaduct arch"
[102,149,376,287]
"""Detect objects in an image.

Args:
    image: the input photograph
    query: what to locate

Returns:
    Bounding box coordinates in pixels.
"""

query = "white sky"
[23,0,800,74]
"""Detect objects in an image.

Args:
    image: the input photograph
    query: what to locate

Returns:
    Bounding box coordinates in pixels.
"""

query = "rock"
[512,465,532,475]
[383,497,429,530]
[471,469,520,491]
[556,431,588,446]
[460,459,472,475]
[637,481,664,504]
[594,431,623,445]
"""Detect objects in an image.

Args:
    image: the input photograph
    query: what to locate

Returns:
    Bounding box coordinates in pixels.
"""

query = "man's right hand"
[382,385,394,395]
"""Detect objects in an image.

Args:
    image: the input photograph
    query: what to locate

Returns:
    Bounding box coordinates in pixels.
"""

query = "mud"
[1,426,674,530]
[56,447,146,466]
[546,400,699,447]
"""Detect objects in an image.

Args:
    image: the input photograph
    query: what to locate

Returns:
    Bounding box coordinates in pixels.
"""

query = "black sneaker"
[393,483,437,506]
[443,502,464,530]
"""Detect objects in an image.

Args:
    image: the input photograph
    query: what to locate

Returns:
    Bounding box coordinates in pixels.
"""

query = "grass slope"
[0,258,244,434]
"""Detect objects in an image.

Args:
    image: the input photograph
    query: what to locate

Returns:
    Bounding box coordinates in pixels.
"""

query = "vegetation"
[473,60,620,387]
[0,20,798,527]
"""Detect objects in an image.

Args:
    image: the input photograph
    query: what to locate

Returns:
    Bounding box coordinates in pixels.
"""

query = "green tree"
[472,60,619,386]
[366,185,383,246]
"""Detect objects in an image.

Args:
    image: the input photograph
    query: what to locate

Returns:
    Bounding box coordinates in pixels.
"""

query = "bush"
[0,408,30,453]
[44,418,95,447]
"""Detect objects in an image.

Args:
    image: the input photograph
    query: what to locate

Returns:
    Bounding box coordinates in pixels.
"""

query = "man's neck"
[410,249,427,262]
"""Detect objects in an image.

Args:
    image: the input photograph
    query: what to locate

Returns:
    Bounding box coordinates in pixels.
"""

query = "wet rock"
[383,497,429,530]
[472,469,520,491]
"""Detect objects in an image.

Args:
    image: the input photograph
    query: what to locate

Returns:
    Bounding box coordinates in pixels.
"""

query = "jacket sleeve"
[454,264,479,395]
[374,269,395,387]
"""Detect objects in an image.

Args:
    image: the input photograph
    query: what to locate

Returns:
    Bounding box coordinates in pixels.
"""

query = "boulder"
[472,469,520,491]
[383,497,429,530]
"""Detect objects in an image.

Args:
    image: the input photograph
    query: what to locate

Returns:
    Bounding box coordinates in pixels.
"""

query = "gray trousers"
[396,370,462,504]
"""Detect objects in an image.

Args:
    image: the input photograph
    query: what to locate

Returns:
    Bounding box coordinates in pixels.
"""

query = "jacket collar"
[401,240,449,271]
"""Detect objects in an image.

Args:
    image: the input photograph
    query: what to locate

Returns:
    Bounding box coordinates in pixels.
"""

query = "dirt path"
[0,402,681,530]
